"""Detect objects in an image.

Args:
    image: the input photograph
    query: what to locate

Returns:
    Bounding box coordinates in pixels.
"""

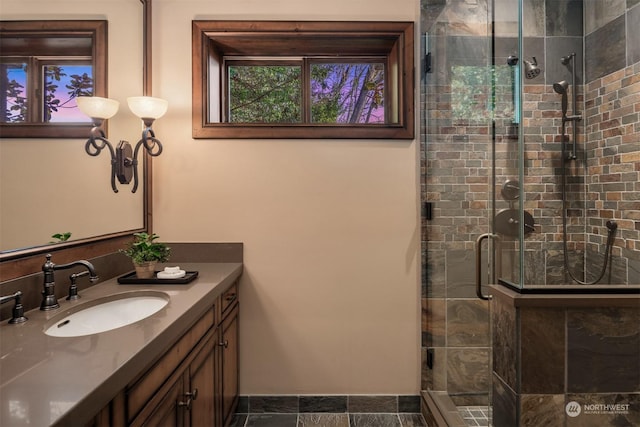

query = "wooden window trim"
[192,20,414,139]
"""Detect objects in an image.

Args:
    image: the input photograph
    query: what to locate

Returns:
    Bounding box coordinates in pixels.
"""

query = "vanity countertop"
[0,262,243,427]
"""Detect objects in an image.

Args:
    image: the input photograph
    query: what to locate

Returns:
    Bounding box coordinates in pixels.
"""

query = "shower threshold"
[422,390,491,427]
[421,390,465,426]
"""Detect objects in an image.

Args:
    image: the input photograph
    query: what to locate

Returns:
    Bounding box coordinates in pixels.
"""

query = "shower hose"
[560,121,618,285]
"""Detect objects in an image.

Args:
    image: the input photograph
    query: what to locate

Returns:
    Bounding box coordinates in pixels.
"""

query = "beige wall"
[152,0,421,394]
[1,0,421,394]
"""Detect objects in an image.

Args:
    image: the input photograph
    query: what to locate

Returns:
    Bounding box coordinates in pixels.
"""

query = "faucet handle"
[66,271,88,301]
[0,291,28,324]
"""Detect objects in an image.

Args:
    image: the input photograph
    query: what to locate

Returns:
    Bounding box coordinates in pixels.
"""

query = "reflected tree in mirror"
[2,62,93,123]
[450,65,515,123]
[44,64,94,122]
[0,20,107,138]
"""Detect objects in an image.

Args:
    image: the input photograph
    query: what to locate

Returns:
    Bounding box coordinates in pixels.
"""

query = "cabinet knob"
[219,340,229,348]
[178,389,198,410]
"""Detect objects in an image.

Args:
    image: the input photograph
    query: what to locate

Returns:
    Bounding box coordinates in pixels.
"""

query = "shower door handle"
[475,233,493,301]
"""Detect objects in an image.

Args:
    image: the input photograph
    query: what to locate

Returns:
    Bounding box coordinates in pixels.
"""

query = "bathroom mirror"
[0,20,106,138]
[0,2,147,266]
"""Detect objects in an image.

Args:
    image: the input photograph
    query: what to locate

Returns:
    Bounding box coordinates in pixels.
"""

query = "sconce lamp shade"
[76,96,120,120]
[127,96,168,120]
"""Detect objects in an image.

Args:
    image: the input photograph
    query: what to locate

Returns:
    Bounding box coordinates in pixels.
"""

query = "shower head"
[561,53,576,66]
[553,80,568,94]
[507,55,519,66]
[553,80,569,118]
[523,57,541,79]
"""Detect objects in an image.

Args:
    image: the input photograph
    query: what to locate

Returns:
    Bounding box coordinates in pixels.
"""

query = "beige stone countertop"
[0,262,243,427]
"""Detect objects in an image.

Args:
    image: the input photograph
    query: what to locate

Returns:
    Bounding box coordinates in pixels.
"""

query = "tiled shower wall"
[421,0,640,403]
[516,0,640,286]
[581,0,640,283]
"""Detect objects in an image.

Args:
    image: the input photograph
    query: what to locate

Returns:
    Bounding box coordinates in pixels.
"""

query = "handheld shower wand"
[553,80,569,118]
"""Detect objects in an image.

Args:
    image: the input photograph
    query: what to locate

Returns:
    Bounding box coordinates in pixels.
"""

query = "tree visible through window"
[192,21,414,139]
[2,61,93,123]
[228,64,302,123]
[310,63,384,124]
[226,61,385,125]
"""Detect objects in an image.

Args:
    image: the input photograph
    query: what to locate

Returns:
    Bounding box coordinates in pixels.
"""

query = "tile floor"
[231,395,428,427]
[230,412,427,427]
[457,406,490,427]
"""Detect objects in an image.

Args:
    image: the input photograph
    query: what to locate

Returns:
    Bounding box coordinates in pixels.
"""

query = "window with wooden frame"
[192,21,414,139]
[0,20,107,138]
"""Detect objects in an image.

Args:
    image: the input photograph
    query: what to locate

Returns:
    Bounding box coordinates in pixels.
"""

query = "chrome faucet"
[41,254,99,310]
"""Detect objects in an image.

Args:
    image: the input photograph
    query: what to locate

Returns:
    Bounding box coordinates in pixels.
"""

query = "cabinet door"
[188,332,217,427]
[220,304,239,425]
[138,372,186,427]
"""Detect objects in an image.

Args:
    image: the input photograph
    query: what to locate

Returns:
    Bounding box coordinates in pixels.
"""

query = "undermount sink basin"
[45,291,169,338]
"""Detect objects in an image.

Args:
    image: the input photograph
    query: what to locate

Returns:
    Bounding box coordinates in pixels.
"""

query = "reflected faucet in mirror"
[77,96,168,193]
[41,254,99,311]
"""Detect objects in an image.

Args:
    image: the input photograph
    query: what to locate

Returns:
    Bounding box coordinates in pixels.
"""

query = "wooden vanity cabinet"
[220,284,239,426]
[91,280,239,427]
[134,327,217,427]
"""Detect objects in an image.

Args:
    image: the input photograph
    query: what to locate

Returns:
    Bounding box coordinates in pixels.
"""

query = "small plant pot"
[134,261,157,279]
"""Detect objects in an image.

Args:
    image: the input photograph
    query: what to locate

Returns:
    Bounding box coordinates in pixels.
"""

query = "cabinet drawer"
[126,307,215,423]
[221,281,238,314]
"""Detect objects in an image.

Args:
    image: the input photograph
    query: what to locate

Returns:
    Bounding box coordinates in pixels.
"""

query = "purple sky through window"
[3,63,92,123]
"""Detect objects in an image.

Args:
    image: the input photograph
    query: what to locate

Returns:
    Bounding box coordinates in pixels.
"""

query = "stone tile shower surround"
[516,63,640,286]
[420,0,640,420]
[491,287,640,427]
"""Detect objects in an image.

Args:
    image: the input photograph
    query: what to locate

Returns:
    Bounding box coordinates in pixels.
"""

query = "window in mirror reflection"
[2,60,93,123]
[0,20,107,138]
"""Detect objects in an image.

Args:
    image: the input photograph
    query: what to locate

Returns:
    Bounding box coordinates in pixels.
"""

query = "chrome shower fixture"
[523,57,541,79]
[553,80,568,94]
[561,53,575,66]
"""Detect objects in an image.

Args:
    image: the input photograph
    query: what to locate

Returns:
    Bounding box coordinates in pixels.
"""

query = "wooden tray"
[117,271,199,285]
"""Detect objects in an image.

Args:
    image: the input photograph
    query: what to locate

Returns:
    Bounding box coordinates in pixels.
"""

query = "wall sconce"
[77,95,168,193]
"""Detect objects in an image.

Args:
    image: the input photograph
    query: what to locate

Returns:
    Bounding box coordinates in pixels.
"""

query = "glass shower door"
[421,0,496,425]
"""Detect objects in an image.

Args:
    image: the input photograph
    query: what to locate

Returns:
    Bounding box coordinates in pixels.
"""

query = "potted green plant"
[121,232,171,279]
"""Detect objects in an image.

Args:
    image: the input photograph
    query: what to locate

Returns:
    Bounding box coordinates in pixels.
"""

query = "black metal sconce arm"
[84,123,120,193]
[131,125,163,193]
[84,121,156,193]
[82,117,164,194]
